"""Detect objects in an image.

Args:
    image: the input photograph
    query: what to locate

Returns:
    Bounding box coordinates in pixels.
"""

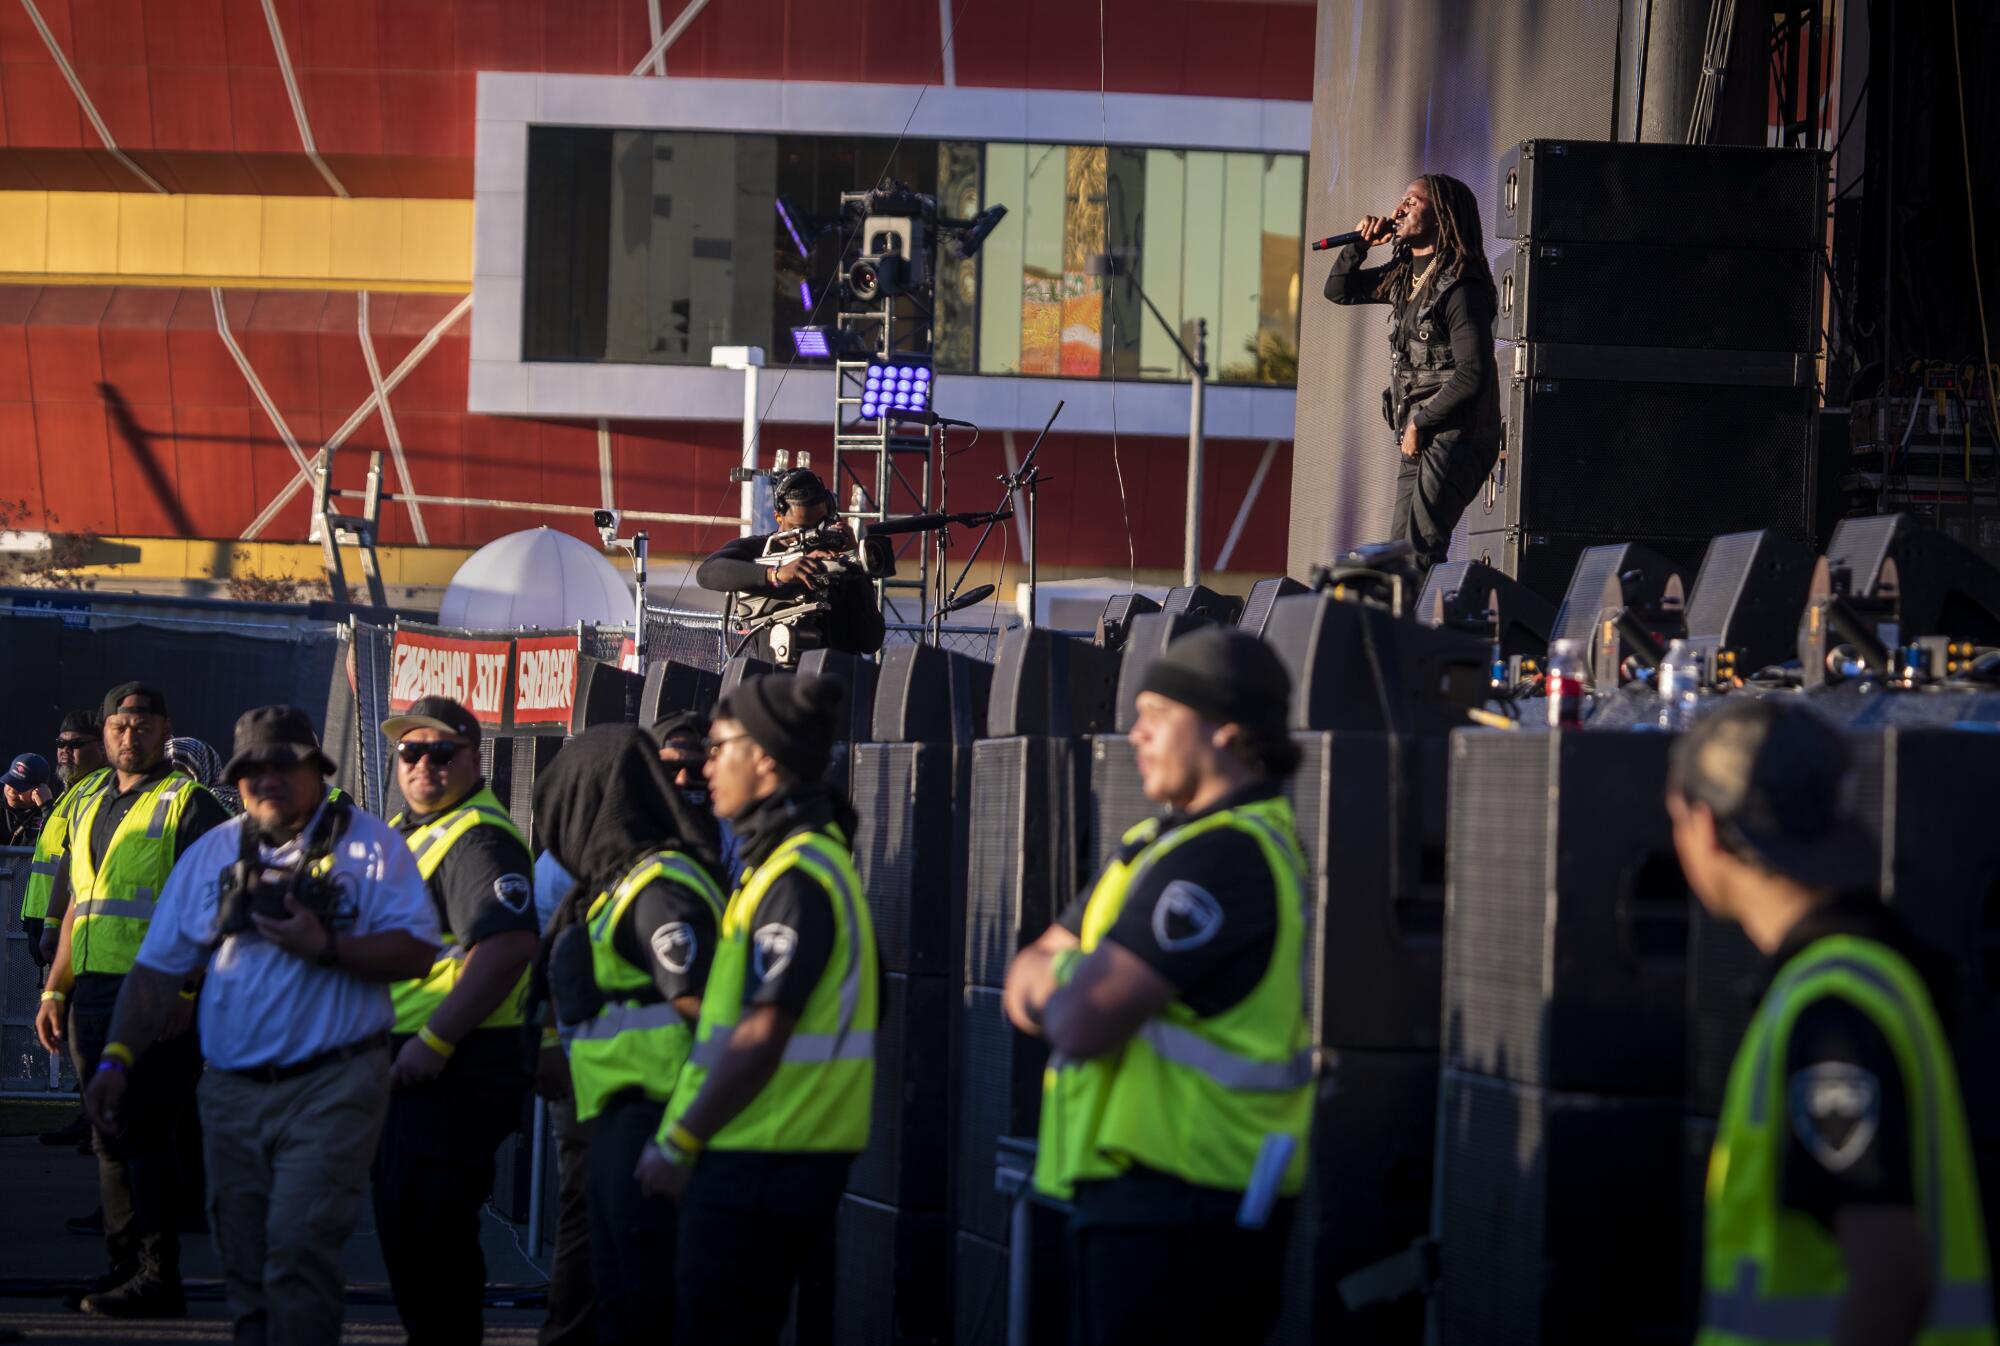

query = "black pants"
[537,1098,596,1346]
[674,1153,849,1346]
[1068,1199,1296,1346]
[70,999,201,1286]
[1390,433,1495,576]
[371,1033,527,1346]
[586,1096,677,1346]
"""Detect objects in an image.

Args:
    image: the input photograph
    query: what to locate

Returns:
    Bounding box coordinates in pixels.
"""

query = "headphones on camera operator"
[211,796,355,949]
[729,468,892,666]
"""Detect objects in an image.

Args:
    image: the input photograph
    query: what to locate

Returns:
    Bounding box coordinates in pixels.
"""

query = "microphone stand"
[937,400,1063,641]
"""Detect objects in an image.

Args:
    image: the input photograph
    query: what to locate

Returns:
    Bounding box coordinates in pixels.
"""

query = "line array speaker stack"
[1436,729,1691,1345]
[795,648,879,795]
[955,629,1116,1337]
[1478,140,1827,603]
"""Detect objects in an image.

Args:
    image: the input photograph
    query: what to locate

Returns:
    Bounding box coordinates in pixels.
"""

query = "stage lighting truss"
[857,357,933,424]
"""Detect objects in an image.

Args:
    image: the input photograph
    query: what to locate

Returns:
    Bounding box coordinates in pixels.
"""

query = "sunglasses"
[703,734,751,759]
[396,740,466,767]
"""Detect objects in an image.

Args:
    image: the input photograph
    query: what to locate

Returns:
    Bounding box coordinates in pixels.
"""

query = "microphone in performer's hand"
[1310,229,1374,252]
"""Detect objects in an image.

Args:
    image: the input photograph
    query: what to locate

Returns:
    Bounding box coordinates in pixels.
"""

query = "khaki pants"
[199,1047,391,1346]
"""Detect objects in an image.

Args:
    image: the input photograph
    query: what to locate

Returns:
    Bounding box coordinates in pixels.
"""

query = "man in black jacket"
[1324,173,1502,576]
[696,469,884,666]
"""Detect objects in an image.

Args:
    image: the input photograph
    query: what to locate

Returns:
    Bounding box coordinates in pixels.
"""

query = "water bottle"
[1658,639,1702,731]
[1546,638,1588,728]
[773,449,791,474]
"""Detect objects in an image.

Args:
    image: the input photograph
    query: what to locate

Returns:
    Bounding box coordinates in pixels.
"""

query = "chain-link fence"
[644,605,729,672]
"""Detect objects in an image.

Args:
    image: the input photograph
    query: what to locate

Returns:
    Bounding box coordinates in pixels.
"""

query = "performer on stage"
[1323,174,1501,576]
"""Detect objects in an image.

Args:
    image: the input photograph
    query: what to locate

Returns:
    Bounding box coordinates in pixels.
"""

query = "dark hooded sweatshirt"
[534,727,726,1020]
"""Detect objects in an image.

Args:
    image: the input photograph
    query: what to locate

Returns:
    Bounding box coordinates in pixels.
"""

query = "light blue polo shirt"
[137,804,441,1071]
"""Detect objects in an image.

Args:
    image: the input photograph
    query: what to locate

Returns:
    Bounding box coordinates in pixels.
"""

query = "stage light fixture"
[799,280,813,311]
[952,204,1009,258]
[857,357,932,423]
[791,326,833,359]
[775,196,811,258]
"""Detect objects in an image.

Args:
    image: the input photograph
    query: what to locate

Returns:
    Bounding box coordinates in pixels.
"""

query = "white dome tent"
[439,527,630,630]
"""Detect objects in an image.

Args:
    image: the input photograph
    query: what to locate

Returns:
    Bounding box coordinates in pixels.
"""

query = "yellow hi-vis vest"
[567,850,724,1122]
[1702,933,1995,1346]
[1033,794,1313,1201]
[67,770,209,976]
[663,826,878,1152]
[20,767,111,921]
[390,786,532,1035]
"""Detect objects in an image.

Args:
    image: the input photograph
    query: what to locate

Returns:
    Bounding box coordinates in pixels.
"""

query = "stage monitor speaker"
[965,737,1088,989]
[1162,583,1243,625]
[1111,611,1213,732]
[833,1197,947,1346]
[719,653,775,699]
[1240,576,1311,637]
[639,658,721,727]
[508,735,563,849]
[872,643,991,744]
[1264,593,1491,737]
[795,648,879,745]
[1088,735,1154,876]
[1488,373,1817,541]
[955,986,1046,1244]
[1800,515,2000,685]
[1495,237,1820,352]
[1433,1069,1685,1346]
[1682,530,1818,677]
[846,973,950,1212]
[568,657,642,733]
[985,628,1118,739]
[1550,540,1690,648]
[1271,1049,1439,1346]
[1446,730,1689,1094]
[1095,592,1160,651]
[1292,731,1444,1051]
[1417,560,1557,661]
[851,741,967,977]
[1497,140,1826,250]
[1468,528,1712,610]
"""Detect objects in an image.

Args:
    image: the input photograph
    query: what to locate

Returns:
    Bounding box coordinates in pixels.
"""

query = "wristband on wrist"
[101,1041,134,1068]
[178,988,198,1002]
[665,1121,706,1156]
[416,1024,456,1058]
[96,1056,127,1075]
[1049,946,1083,986]
[40,989,66,1004]
[656,1137,697,1167]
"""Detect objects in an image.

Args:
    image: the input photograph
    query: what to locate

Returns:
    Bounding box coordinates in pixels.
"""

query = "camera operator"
[82,706,439,1346]
[696,468,885,667]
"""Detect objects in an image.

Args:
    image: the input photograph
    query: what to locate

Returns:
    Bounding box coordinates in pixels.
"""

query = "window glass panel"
[978,142,1028,375]
[1017,142,1068,376]
[1179,151,1227,374]
[1258,152,1305,385]
[1139,149,1188,377]
[1216,152,1265,382]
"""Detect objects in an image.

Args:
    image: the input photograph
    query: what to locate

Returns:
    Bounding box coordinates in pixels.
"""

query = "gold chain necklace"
[1408,253,1439,298]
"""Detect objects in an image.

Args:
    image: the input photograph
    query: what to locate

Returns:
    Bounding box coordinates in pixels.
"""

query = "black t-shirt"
[1763,903,1937,1229]
[695,532,886,659]
[1057,782,1284,1019]
[397,792,538,951]
[610,874,721,1003]
[740,868,838,1019]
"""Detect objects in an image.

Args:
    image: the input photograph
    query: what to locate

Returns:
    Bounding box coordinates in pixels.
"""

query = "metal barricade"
[1,845,70,1093]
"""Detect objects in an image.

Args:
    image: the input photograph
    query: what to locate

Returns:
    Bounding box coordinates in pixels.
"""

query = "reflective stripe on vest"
[1034,794,1312,1201]
[68,773,203,976]
[389,787,531,1034]
[567,850,723,1121]
[664,827,878,1152]
[1701,935,1995,1346]
[21,769,112,922]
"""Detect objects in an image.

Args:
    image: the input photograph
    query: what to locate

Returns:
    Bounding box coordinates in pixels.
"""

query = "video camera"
[758,518,895,592]
[213,800,352,941]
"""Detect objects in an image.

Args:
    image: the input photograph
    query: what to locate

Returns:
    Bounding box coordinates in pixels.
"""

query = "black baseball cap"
[59,710,101,740]
[1137,626,1301,776]
[1670,699,1878,893]
[102,682,169,720]
[381,696,482,743]
[223,706,336,782]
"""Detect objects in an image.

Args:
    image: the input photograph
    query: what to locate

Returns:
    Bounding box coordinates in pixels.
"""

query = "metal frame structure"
[832,292,935,630]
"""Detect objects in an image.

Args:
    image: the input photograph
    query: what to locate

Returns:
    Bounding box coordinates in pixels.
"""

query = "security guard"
[32,683,229,1317]
[1004,628,1313,1346]
[1670,700,1994,1346]
[636,673,879,1346]
[377,696,539,1346]
[535,725,724,1345]
[22,709,112,959]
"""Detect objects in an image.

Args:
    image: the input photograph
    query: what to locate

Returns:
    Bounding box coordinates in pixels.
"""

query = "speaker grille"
[1240,577,1308,637]
[955,986,1044,1244]
[852,744,924,975]
[1684,531,1764,637]
[952,1233,1008,1346]
[833,1197,948,1346]
[1087,736,1154,875]
[1551,542,1688,646]
[966,738,1078,989]
[1824,513,1907,590]
[847,973,948,1211]
[1501,140,1825,249]
[1499,239,1819,351]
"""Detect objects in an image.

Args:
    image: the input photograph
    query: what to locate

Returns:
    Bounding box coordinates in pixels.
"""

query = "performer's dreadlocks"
[1371,173,1494,304]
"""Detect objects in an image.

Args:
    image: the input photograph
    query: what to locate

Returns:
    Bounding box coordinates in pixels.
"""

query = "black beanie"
[1137,627,1297,772]
[720,674,844,781]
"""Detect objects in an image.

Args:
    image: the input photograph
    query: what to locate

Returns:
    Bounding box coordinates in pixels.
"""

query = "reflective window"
[522,128,1302,387]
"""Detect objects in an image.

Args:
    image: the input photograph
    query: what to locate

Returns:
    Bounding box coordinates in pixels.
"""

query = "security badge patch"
[651,921,697,975]
[493,873,533,914]
[1151,880,1224,952]
[1789,1062,1883,1173]
[753,923,798,981]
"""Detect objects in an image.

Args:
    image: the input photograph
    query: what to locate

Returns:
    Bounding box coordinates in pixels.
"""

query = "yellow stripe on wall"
[0,192,472,292]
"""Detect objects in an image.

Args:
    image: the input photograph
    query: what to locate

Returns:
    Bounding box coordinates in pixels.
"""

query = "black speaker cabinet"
[1445,730,1690,1094]
[951,1221,1066,1346]
[986,628,1119,739]
[508,735,563,849]
[1264,593,1491,737]
[720,653,775,699]
[1806,514,2000,665]
[1686,909,1762,1119]
[1487,373,1817,541]
[847,973,950,1211]
[1549,540,1693,648]
[851,741,968,978]
[1468,528,1712,610]
[640,658,721,726]
[1683,530,1818,676]
[1111,610,1211,732]
[1270,1049,1440,1346]
[1096,591,1161,651]
[1088,735,1155,876]
[954,986,1045,1244]
[569,656,642,733]
[833,1196,948,1346]
[872,644,991,745]
[1680,1116,1717,1334]
[1240,576,1310,637]
[795,648,879,745]
[1417,559,1557,661]
[1162,583,1243,625]
[1497,140,1826,250]
[965,737,1089,990]
[1433,1068,1684,1346]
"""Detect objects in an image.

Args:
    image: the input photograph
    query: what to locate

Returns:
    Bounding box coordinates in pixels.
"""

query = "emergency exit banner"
[511,635,582,728]
[388,629,513,726]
